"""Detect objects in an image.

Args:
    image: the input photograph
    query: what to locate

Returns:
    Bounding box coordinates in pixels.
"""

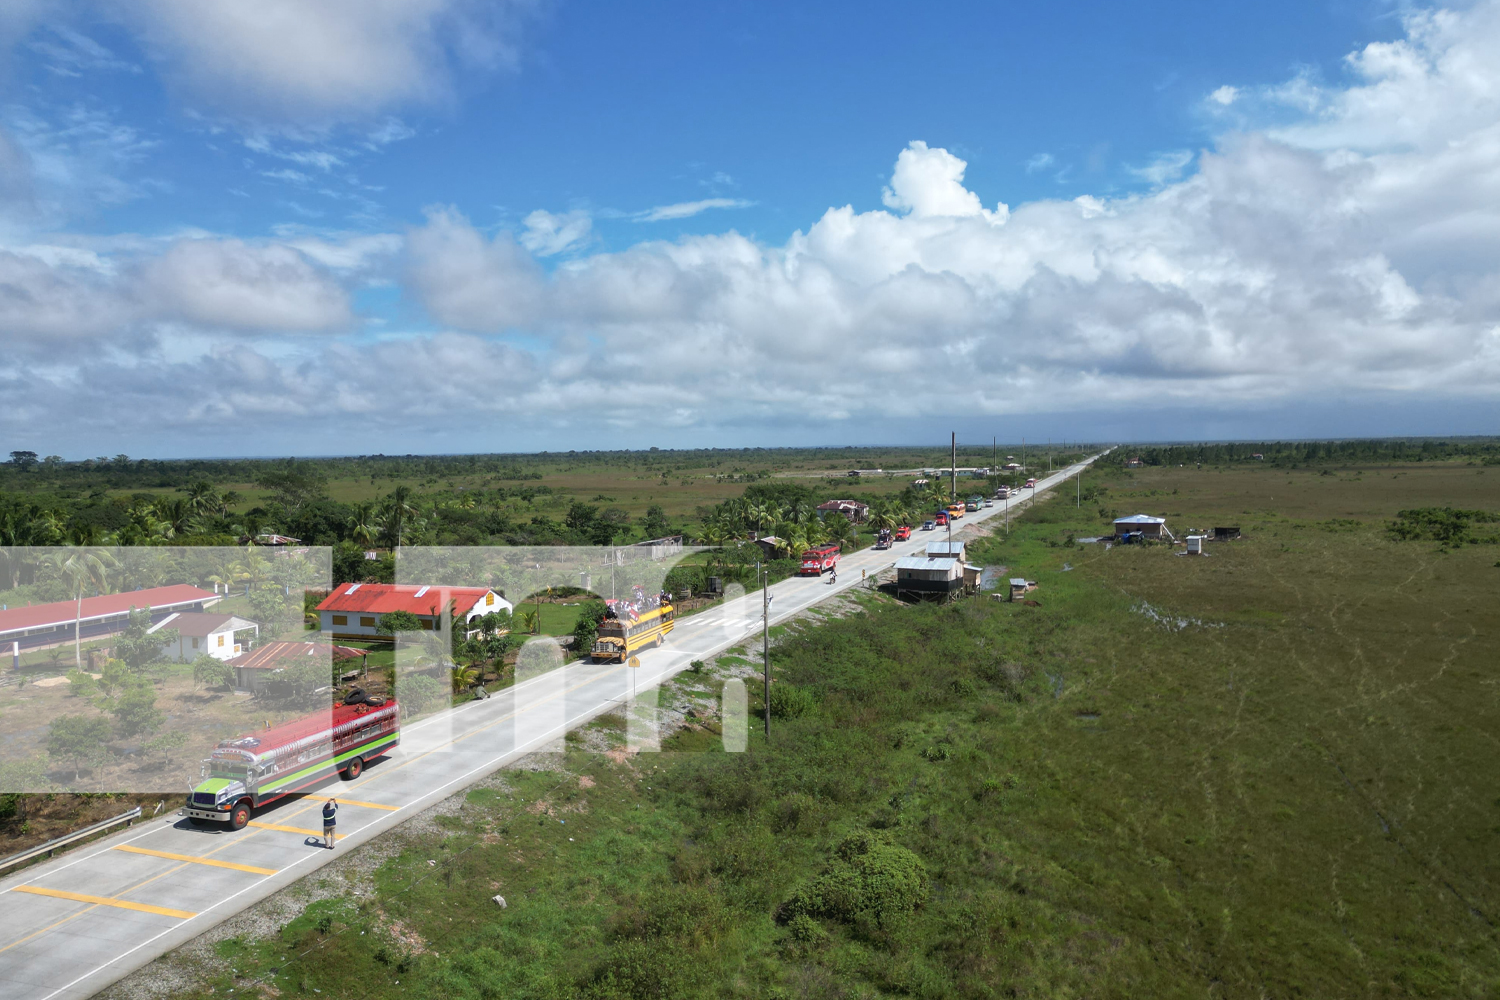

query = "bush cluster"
[768,682,816,719]
[778,830,929,927]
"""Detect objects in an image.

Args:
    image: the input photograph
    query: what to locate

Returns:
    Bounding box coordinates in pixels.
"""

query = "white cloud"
[1128,150,1194,187]
[882,141,1009,222]
[8,1,1500,448]
[1209,85,1238,106]
[406,206,541,330]
[635,198,753,222]
[520,209,591,256]
[1025,152,1054,173]
[395,3,1500,433]
[118,0,537,127]
[139,239,353,332]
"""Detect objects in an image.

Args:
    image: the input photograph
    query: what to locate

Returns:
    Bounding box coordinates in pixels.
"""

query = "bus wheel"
[342,757,363,780]
[229,803,251,830]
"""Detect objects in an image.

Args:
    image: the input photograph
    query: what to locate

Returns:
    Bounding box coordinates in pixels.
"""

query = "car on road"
[895,525,912,541]
[982,499,993,507]
[921,520,936,531]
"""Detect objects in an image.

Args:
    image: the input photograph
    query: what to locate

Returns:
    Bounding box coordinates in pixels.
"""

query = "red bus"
[184,697,400,829]
[800,543,841,575]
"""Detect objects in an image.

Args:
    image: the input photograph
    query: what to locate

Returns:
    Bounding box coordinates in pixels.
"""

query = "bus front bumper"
[182,806,233,822]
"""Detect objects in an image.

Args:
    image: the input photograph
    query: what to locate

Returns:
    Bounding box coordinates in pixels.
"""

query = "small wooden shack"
[1113,514,1170,540]
[926,540,966,562]
[895,556,963,600]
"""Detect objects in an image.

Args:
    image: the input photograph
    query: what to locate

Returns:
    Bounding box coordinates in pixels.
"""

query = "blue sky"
[1,1,1496,457]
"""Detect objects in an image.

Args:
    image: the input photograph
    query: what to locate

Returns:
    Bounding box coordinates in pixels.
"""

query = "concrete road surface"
[0,454,1104,1000]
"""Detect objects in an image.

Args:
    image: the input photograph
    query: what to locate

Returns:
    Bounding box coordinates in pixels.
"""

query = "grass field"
[94,459,1500,998]
[79,444,1041,522]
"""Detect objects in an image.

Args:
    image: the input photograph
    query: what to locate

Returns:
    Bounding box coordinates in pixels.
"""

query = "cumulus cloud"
[407,207,541,330]
[392,4,1500,434]
[118,0,537,126]
[881,141,1009,222]
[0,233,362,366]
[8,1,1500,449]
[139,239,353,332]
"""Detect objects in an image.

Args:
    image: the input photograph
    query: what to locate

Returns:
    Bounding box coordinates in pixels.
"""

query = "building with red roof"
[315,583,511,640]
[0,584,219,653]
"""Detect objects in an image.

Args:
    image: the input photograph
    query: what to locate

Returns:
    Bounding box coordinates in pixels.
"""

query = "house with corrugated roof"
[816,500,869,523]
[225,640,367,692]
[0,585,218,653]
[894,555,963,600]
[149,612,260,662]
[316,583,513,640]
[1113,514,1173,540]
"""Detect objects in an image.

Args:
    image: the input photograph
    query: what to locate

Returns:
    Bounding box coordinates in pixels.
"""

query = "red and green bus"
[800,543,841,576]
[184,699,400,829]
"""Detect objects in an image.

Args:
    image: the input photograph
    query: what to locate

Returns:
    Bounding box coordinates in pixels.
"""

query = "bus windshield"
[208,760,251,782]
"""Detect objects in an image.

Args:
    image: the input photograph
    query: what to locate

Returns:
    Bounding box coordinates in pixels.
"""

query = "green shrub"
[769,682,815,719]
[921,743,952,762]
[779,830,928,926]
[65,670,99,698]
[397,674,446,715]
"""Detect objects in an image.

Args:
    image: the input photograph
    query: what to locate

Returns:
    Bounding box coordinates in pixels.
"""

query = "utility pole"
[950,432,957,501]
[760,562,770,739]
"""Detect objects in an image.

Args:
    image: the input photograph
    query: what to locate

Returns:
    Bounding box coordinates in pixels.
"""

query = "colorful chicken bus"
[800,543,841,576]
[183,697,400,830]
[592,596,676,662]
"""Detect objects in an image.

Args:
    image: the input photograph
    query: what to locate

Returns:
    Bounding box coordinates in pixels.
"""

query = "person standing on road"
[322,798,337,849]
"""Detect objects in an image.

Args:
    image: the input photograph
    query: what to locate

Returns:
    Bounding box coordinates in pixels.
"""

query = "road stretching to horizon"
[0,453,1105,1000]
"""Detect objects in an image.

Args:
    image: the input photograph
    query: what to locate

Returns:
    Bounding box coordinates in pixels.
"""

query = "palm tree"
[450,663,480,694]
[384,487,417,549]
[185,481,221,518]
[517,608,540,634]
[349,502,382,546]
[44,547,118,670]
[154,498,192,538]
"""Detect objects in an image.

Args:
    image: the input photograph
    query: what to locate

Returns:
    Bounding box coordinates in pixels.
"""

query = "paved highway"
[0,454,1103,1000]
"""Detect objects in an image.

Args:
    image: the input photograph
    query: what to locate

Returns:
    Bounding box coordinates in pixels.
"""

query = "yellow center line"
[331,798,400,812]
[113,845,278,875]
[11,885,196,920]
[0,663,632,956]
[248,821,340,839]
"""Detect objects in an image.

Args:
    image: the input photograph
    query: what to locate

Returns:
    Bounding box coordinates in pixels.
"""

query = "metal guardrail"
[0,806,143,875]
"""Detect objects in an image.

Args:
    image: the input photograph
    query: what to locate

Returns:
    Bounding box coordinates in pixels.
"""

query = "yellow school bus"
[946,503,966,520]
[591,598,675,662]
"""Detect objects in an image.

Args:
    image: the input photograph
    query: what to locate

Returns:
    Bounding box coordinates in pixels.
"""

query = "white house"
[316,583,513,640]
[150,612,260,662]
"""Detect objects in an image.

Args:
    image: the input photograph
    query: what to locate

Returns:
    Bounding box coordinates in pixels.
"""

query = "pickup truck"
[895,525,912,541]
[921,520,936,531]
